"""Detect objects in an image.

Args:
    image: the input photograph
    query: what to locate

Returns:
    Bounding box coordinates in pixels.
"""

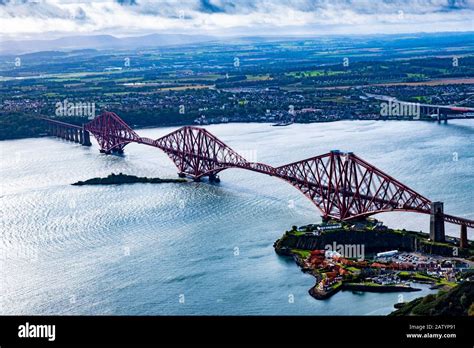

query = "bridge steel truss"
[43,112,473,229]
[85,111,140,153]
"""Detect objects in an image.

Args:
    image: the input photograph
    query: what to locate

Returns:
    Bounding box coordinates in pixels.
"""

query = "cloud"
[0,0,473,39]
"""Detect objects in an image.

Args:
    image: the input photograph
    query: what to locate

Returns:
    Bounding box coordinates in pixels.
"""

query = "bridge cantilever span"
[42,112,473,244]
[86,111,140,153]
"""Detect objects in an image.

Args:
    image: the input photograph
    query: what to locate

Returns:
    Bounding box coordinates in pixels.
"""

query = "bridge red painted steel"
[43,112,473,228]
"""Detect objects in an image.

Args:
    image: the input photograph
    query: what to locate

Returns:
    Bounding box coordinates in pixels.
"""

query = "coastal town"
[274,219,473,301]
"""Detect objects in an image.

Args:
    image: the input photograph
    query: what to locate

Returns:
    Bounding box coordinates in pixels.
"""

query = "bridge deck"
[40,117,83,129]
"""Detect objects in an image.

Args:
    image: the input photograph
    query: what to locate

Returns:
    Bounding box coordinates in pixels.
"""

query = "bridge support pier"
[460,224,468,249]
[81,128,91,146]
[437,112,448,124]
[45,119,92,146]
[100,147,123,155]
[430,201,445,243]
[208,174,220,183]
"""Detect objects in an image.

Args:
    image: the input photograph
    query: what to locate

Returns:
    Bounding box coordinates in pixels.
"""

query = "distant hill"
[1,31,473,55]
[390,281,474,316]
[0,33,217,54]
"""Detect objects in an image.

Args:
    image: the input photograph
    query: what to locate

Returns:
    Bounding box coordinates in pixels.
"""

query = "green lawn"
[286,70,345,78]
[398,271,456,287]
[290,230,305,236]
[399,271,436,281]
[347,266,360,272]
[291,249,311,259]
[245,74,272,81]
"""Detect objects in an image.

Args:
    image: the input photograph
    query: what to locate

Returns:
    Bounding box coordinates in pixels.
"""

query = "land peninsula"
[274,218,473,307]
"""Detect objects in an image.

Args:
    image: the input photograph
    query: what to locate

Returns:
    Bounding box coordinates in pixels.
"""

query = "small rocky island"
[72,173,187,186]
[274,218,473,304]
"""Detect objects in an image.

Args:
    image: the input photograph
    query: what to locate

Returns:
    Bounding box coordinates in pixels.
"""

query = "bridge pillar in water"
[430,201,445,243]
[437,110,447,124]
[81,127,92,146]
[460,224,468,249]
[73,129,78,143]
[208,174,220,183]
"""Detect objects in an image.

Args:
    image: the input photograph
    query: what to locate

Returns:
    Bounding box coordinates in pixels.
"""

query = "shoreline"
[309,282,421,300]
[274,219,473,304]
[3,118,473,142]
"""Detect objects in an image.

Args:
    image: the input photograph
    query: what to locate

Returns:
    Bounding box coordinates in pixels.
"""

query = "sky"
[0,0,473,40]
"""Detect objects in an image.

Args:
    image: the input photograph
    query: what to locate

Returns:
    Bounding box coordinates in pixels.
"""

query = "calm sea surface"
[1,120,473,315]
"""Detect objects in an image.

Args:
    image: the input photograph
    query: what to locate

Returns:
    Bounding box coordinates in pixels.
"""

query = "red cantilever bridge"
[42,112,472,245]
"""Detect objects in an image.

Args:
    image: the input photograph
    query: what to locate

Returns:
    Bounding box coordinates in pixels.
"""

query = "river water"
[1,120,473,315]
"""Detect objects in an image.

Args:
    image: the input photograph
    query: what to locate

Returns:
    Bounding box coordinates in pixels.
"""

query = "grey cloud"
[0,0,473,38]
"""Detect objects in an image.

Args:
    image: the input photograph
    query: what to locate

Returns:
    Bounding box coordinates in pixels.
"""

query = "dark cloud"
[0,0,37,4]
[116,0,137,6]
[74,6,87,21]
[199,0,224,13]
[444,0,469,10]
